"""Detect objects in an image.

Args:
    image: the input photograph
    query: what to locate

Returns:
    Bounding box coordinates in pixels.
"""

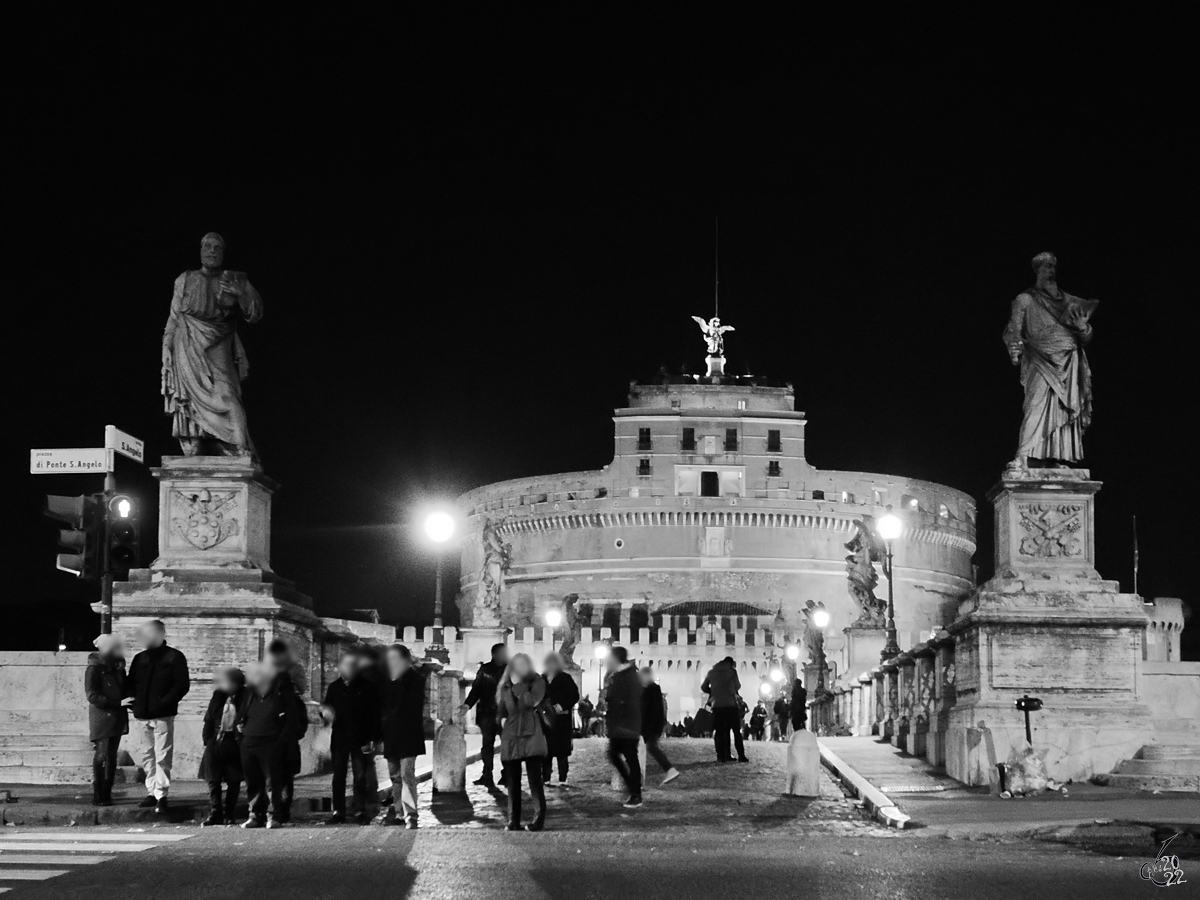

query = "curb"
[817,741,911,829]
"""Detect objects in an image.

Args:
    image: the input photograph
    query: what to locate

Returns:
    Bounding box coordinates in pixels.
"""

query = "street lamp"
[803,600,830,693]
[785,644,800,662]
[877,507,903,663]
[594,643,609,691]
[422,508,456,661]
[545,608,563,651]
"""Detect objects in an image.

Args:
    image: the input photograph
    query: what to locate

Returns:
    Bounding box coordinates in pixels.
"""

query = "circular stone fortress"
[456,332,976,690]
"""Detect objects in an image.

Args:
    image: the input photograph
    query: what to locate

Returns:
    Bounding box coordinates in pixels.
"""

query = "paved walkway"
[819,735,1200,840]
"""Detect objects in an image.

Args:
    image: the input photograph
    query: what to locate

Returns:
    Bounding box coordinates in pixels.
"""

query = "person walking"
[126,620,190,814]
[638,667,679,785]
[540,653,580,788]
[604,647,644,808]
[497,652,547,831]
[266,639,308,823]
[577,694,595,736]
[790,678,808,733]
[379,644,426,829]
[461,643,508,789]
[701,656,746,762]
[773,696,790,741]
[238,662,302,828]
[199,666,246,826]
[321,650,380,825]
[750,702,767,741]
[85,634,129,807]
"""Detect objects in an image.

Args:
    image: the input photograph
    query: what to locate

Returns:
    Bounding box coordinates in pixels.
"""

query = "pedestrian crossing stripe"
[0,832,191,892]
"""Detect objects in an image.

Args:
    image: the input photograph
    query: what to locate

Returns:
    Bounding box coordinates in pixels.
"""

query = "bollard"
[785,730,821,796]
[431,670,467,793]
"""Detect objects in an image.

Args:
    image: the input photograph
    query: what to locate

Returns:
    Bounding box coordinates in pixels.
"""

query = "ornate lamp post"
[593,642,609,692]
[877,508,903,663]
[423,508,456,662]
[544,608,563,652]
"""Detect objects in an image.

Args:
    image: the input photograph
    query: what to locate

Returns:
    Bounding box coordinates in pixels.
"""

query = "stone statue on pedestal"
[692,315,734,357]
[473,519,511,627]
[558,593,580,669]
[845,518,886,626]
[162,233,263,461]
[1002,252,1097,469]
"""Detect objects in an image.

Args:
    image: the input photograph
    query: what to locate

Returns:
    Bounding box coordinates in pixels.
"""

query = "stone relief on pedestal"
[1017,502,1085,559]
[473,519,511,627]
[844,518,886,626]
[171,489,240,549]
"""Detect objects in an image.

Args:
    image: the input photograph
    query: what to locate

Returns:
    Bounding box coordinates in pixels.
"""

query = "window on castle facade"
[681,427,696,451]
[767,429,781,452]
[638,427,652,451]
[637,458,651,477]
[725,429,738,451]
[768,461,781,477]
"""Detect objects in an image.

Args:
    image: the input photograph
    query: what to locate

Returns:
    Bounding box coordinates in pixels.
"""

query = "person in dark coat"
[638,666,679,785]
[496,652,547,831]
[321,649,381,824]
[266,639,308,823]
[701,656,746,762]
[379,644,426,828]
[604,647,644,808]
[237,662,302,828]
[773,696,790,741]
[199,666,246,826]
[540,653,580,787]
[750,702,767,741]
[85,634,129,806]
[125,620,190,813]
[790,679,809,733]
[460,643,508,788]
[577,695,595,736]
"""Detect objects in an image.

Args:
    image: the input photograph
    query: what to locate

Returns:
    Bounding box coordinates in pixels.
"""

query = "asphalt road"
[0,826,1172,900]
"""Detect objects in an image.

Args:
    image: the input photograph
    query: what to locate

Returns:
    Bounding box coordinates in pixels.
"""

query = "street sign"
[104,425,145,464]
[30,448,114,474]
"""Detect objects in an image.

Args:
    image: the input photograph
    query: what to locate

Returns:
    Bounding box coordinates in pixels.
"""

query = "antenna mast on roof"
[714,216,719,319]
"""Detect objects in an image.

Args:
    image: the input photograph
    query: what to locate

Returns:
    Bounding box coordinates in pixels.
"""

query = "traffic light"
[107,494,141,578]
[45,494,102,580]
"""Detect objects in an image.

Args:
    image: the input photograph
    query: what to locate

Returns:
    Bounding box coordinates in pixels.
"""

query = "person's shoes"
[97,797,113,807]
[155,799,170,815]
[557,779,570,789]
[524,822,544,832]
[378,807,398,826]
[504,822,521,832]
[324,813,346,825]
[472,776,494,787]
[266,817,286,829]
[138,795,157,808]
[737,757,750,763]
[661,768,680,785]
[623,796,643,809]
[404,819,418,830]
[353,812,371,826]
[241,817,265,829]
[201,810,224,827]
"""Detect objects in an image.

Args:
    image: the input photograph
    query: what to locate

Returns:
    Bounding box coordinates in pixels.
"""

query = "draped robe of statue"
[161,269,263,457]
[1003,285,1093,463]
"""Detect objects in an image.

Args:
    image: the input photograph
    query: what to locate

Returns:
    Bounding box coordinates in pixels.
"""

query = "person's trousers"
[135,717,174,799]
[332,745,369,815]
[776,716,789,741]
[386,756,419,823]
[479,719,499,783]
[542,754,569,784]
[607,737,642,797]
[92,736,120,801]
[504,757,545,827]
[241,741,286,822]
[712,707,737,760]
[645,736,673,773]
[207,781,241,820]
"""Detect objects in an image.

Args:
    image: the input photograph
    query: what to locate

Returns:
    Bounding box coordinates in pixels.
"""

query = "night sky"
[6,11,1195,659]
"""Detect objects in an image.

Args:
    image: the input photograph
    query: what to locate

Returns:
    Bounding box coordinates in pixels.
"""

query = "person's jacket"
[544,671,580,718]
[380,668,427,760]
[773,698,789,719]
[497,675,547,762]
[640,681,667,740]
[126,642,190,720]
[700,660,741,709]
[464,660,505,725]
[85,652,128,741]
[202,687,245,746]
[238,678,303,747]
[790,684,808,731]
[323,676,382,750]
[604,665,643,739]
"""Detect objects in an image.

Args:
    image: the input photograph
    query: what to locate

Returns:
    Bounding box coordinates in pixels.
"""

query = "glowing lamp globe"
[812,609,831,629]
[545,609,563,629]
[594,644,609,660]
[770,668,784,683]
[877,512,903,542]
[759,682,772,696]
[785,644,800,661]
[424,510,455,543]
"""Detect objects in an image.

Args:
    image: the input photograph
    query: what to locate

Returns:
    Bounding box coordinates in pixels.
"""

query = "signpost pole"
[100,469,115,635]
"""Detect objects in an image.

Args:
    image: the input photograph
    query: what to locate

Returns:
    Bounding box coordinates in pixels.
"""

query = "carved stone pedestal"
[843,625,885,680]
[110,456,325,780]
[945,471,1150,786]
[459,626,511,673]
